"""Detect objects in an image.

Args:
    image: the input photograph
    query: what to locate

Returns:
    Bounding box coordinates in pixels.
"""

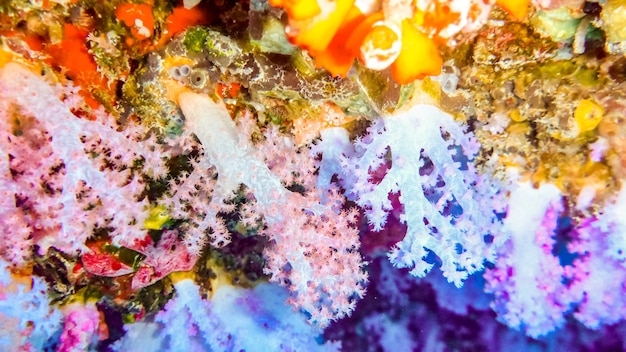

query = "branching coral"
[114,279,341,351]
[485,180,626,337]
[484,181,571,338]
[5,0,626,348]
[0,259,61,351]
[0,62,169,263]
[317,104,508,287]
[176,90,367,327]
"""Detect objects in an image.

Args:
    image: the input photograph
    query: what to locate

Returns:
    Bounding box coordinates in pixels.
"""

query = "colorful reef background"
[2,0,626,351]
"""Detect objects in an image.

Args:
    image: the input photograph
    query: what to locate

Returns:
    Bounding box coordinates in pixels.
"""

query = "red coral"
[129,230,198,290]
[81,243,134,278]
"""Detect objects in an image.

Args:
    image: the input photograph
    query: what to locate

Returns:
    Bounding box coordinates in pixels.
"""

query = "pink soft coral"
[484,182,572,338]
[57,303,103,352]
[0,62,170,264]
[129,230,198,290]
[176,91,367,327]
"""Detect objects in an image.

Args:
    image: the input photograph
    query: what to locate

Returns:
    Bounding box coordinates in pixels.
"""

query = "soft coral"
[0,62,170,265]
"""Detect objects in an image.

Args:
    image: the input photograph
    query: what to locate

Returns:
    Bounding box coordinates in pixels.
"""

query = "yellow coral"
[532,157,613,203]
[391,19,442,84]
[574,99,604,134]
[496,0,529,20]
[509,108,527,122]
[144,204,171,230]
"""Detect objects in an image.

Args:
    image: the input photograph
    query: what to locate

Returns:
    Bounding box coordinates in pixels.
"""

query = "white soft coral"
[177,91,367,327]
[318,104,507,287]
[0,259,61,351]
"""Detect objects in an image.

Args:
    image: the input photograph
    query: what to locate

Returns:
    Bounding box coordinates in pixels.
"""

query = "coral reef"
[1,0,626,350]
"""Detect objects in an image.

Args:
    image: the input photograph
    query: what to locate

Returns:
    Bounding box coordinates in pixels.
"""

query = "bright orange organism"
[45,24,113,109]
[115,3,155,40]
[271,0,531,84]
[496,0,529,20]
[153,5,213,49]
[391,19,443,83]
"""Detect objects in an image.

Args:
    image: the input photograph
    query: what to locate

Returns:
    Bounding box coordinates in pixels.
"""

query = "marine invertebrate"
[317,104,508,287]
[5,0,626,349]
[0,259,61,351]
[270,0,531,83]
[176,90,367,326]
[0,62,168,263]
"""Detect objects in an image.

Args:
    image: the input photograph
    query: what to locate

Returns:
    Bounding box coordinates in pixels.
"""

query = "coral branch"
[177,90,366,326]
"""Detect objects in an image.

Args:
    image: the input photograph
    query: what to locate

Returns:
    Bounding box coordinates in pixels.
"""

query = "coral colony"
[2,0,626,351]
